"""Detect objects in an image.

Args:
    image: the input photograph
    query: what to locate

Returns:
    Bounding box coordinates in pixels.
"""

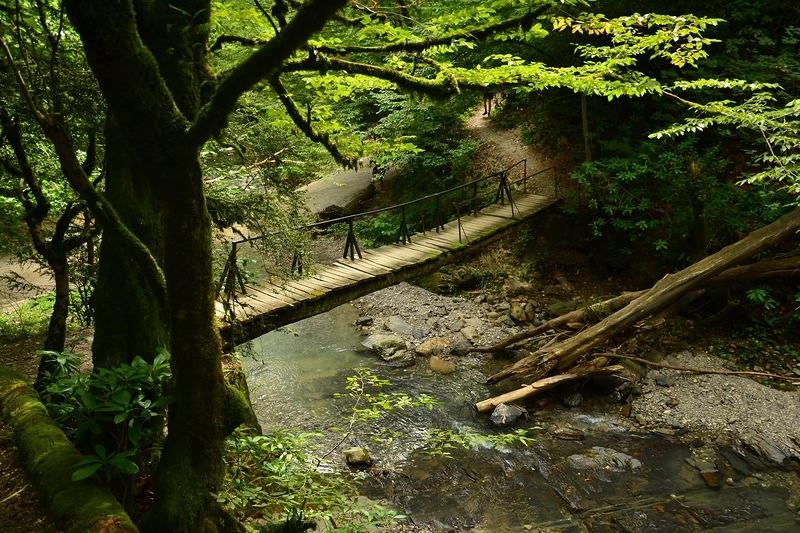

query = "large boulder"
[460,325,480,343]
[386,315,413,336]
[429,356,457,374]
[364,333,406,353]
[365,334,415,367]
[450,339,473,357]
[344,447,372,467]
[490,403,526,426]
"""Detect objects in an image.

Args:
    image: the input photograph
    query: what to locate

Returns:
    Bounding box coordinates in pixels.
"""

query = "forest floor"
[2,102,800,531]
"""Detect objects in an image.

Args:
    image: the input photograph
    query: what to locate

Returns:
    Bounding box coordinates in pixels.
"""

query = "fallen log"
[476,255,800,356]
[472,290,646,353]
[705,255,800,285]
[486,206,800,385]
[475,364,625,414]
[0,368,138,533]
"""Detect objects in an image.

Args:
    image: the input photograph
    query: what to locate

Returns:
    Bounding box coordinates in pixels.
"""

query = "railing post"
[496,170,517,218]
[523,159,528,192]
[456,204,464,243]
[472,181,479,217]
[217,242,246,297]
[434,196,444,232]
[291,251,303,275]
[553,166,559,198]
[343,219,362,260]
[398,205,411,244]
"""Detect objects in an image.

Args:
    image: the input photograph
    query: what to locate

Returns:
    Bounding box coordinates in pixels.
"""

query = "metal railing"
[217,161,557,298]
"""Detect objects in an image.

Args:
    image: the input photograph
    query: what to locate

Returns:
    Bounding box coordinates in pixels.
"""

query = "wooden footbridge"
[217,160,559,347]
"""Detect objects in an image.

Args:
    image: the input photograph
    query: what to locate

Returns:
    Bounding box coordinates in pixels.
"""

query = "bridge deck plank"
[363,245,422,261]
[402,235,451,251]
[256,284,310,303]
[308,268,360,286]
[329,262,378,281]
[247,284,301,305]
[333,258,392,276]
[360,249,419,270]
[350,256,410,273]
[290,276,345,295]
[414,231,461,248]
[378,241,446,261]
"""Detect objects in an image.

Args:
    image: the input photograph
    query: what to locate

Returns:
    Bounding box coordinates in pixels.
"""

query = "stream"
[240,304,800,532]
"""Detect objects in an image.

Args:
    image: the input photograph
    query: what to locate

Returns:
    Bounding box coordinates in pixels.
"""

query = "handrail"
[231,159,531,246]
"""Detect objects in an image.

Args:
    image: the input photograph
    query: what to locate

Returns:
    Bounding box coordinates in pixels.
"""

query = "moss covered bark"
[0,369,137,533]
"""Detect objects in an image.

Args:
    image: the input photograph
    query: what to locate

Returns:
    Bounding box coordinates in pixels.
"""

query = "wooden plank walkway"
[218,191,558,347]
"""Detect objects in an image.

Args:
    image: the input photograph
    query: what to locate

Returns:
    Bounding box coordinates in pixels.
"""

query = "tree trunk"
[487,206,800,385]
[0,369,137,533]
[475,365,624,413]
[91,118,169,368]
[35,256,70,386]
[474,289,646,355]
[61,1,347,529]
[142,157,249,533]
[581,93,592,162]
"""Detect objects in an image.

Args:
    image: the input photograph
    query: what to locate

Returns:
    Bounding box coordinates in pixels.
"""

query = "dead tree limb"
[486,206,800,386]
[600,354,798,382]
[476,255,800,356]
[475,364,625,414]
[705,256,800,285]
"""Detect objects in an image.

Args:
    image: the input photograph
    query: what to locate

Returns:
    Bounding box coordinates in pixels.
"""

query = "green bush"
[563,138,792,268]
[41,349,174,484]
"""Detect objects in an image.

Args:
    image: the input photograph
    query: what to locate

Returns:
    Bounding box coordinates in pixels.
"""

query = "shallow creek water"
[241,304,799,532]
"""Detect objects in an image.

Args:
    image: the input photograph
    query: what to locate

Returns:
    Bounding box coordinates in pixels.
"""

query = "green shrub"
[41,349,174,484]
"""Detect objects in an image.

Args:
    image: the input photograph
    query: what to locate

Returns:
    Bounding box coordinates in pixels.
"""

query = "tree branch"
[315,9,543,56]
[600,354,797,382]
[189,0,349,146]
[282,54,459,98]
[0,35,168,309]
[268,74,358,168]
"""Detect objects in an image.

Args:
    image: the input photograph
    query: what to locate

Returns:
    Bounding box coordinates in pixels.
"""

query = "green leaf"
[71,463,102,481]
[93,444,107,459]
[128,423,142,446]
[108,456,140,475]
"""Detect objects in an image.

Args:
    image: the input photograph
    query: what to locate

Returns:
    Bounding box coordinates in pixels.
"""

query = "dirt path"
[465,104,557,197]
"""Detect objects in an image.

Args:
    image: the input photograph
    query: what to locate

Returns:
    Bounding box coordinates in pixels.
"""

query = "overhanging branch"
[1,36,168,310]
[189,0,349,146]
[268,75,357,169]
[283,54,459,99]
[315,9,544,55]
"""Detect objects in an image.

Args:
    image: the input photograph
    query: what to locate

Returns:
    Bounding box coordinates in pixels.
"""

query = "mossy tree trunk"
[0,368,138,533]
[61,0,348,530]
[91,118,169,368]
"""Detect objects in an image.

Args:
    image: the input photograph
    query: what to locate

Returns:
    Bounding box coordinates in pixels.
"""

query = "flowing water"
[241,304,800,532]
